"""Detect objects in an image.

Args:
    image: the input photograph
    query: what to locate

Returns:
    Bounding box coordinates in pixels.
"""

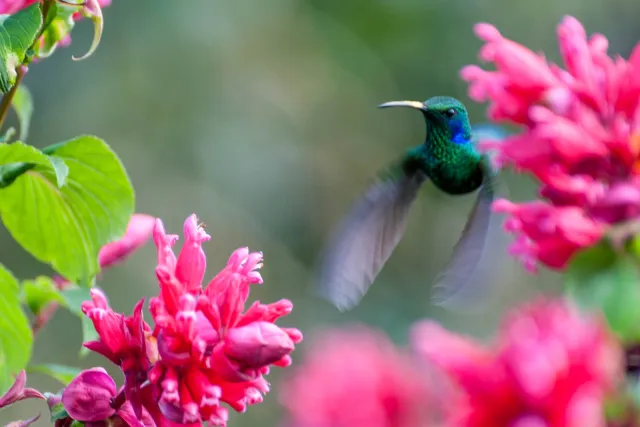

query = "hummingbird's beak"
[377,100,425,110]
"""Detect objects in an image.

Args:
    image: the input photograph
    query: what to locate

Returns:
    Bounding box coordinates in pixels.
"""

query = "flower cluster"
[79,214,302,426]
[462,16,640,271]
[279,300,624,427]
[279,326,433,427]
[412,300,622,427]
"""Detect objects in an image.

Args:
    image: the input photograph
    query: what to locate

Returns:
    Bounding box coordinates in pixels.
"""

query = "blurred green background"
[3,0,640,425]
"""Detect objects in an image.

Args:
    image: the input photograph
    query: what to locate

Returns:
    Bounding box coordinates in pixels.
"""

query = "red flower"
[279,325,433,427]
[147,214,302,426]
[80,214,302,426]
[462,16,640,270]
[412,300,623,427]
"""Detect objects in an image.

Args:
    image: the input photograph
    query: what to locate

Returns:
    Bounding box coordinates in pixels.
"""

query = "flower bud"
[224,321,295,368]
[61,368,116,422]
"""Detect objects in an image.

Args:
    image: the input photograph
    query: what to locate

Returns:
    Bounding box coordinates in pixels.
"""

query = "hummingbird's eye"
[444,108,457,118]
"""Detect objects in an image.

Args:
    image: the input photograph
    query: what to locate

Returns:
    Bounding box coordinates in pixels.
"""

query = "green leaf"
[0,141,68,188]
[22,276,64,316]
[0,136,135,284]
[28,363,81,386]
[38,2,79,59]
[0,4,43,93]
[12,84,33,140]
[0,264,33,393]
[566,240,640,343]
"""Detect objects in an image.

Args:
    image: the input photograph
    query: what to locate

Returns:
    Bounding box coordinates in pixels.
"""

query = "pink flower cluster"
[280,300,624,427]
[462,16,640,270]
[413,300,622,427]
[279,326,433,427]
[79,214,302,426]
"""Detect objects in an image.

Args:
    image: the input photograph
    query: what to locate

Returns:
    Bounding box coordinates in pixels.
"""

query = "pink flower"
[99,214,156,269]
[279,325,433,427]
[145,214,302,426]
[412,299,623,427]
[462,16,640,270]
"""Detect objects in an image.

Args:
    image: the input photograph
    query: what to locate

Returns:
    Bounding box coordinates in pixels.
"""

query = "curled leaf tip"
[71,0,102,61]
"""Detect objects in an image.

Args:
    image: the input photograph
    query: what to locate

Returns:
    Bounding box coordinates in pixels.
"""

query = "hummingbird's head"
[378,96,472,144]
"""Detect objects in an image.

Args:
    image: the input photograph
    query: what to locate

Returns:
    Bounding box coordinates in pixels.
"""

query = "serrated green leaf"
[565,241,640,343]
[12,85,33,140]
[0,4,43,93]
[28,363,81,386]
[59,286,91,316]
[38,2,79,59]
[0,263,33,393]
[22,276,64,316]
[0,135,135,284]
[0,141,68,188]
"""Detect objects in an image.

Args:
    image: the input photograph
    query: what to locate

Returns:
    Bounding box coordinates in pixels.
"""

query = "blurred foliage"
[3,0,640,425]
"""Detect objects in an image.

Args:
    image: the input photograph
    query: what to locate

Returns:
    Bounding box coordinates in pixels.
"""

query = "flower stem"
[0,66,27,133]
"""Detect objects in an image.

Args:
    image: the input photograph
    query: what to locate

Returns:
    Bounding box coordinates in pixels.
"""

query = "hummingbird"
[316,96,506,312]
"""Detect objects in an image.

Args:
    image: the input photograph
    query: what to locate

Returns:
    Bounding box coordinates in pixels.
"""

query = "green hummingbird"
[316,96,506,311]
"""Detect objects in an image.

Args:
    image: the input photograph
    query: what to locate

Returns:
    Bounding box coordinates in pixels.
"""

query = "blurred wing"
[316,162,428,312]
[430,166,498,308]
[431,125,510,310]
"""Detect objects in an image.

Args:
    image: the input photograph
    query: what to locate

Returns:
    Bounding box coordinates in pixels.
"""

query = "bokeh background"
[3,0,640,425]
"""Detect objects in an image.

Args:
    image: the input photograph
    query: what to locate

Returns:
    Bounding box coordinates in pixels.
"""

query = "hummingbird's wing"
[430,123,508,309]
[315,154,428,312]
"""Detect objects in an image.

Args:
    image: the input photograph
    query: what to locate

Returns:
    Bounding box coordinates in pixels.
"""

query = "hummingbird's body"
[316,96,505,311]
[406,143,484,195]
